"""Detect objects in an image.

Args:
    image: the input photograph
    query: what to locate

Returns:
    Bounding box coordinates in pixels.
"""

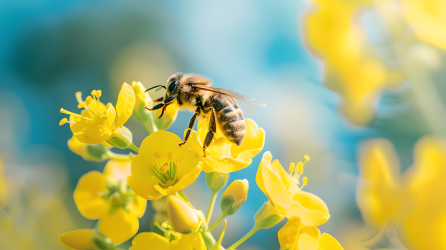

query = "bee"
[145,72,265,157]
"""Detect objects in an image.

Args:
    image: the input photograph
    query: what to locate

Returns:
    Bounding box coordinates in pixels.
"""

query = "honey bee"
[145,72,265,157]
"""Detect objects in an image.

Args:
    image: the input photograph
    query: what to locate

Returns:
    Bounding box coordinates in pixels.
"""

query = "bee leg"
[202,109,216,158]
[179,107,201,147]
[145,103,164,111]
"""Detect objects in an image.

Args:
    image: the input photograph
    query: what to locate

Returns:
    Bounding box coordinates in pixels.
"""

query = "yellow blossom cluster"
[57,83,343,250]
[357,136,446,249]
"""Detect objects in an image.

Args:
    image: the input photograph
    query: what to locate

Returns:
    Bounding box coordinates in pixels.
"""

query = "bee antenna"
[145,85,167,92]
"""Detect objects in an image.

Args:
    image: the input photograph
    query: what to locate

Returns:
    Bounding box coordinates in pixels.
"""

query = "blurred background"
[1,0,445,249]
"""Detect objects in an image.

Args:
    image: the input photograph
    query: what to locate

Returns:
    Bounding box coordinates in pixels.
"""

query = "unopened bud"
[254,201,285,229]
[131,81,154,123]
[153,102,179,131]
[107,126,133,149]
[221,179,248,216]
[206,171,230,192]
[91,234,114,250]
[68,136,108,162]
[166,195,201,234]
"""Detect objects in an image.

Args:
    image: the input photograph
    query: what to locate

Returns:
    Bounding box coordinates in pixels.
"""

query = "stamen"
[152,166,167,184]
[59,118,68,126]
[60,108,93,121]
[289,162,295,174]
[300,177,308,190]
[154,152,161,159]
[167,152,172,160]
[78,102,87,109]
[303,155,310,164]
[75,92,83,104]
[161,163,169,174]
[95,90,102,98]
[170,162,177,181]
[295,162,303,176]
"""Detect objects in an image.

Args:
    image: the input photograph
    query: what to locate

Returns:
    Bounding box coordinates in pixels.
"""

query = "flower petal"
[115,82,136,128]
[165,165,202,195]
[263,167,291,212]
[298,233,319,250]
[73,171,109,219]
[70,103,116,144]
[130,232,169,250]
[318,233,344,250]
[99,209,139,245]
[286,191,330,227]
[231,119,265,160]
[59,229,97,250]
[103,160,132,183]
[127,176,163,201]
[173,233,207,250]
[131,195,147,218]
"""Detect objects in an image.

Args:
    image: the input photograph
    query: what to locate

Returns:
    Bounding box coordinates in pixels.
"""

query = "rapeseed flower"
[186,118,264,173]
[130,232,206,250]
[403,0,446,50]
[127,131,202,200]
[357,136,446,249]
[220,179,249,216]
[60,83,135,146]
[278,217,343,250]
[74,160,146,245]
[256,152,329,227]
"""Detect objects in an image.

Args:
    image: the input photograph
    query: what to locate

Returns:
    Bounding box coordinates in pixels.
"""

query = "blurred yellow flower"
[130,232,206,250]
[0,158,8,207]
[74,160,146,245]
[278,217,343,250]
[304,0,400,126]
[357,139,402,230]
[357,136,446,249]
[403,0,446,50]
[131,81,179,131]
[127,131,202,200]
[60,83,135,144]
[186,118,264,173]
[256,152,329,227]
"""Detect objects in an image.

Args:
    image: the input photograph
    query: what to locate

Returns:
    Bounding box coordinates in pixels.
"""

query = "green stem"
[178,190,192,207]
[142,119,155,134]
[216,219,227,250]
[227,226,260,250]
[207,213,226,232]
[90,220,98,229]
[201,231,225,250]
[106,151,131,161]
[206,191,218,224]
[128,143,139,153]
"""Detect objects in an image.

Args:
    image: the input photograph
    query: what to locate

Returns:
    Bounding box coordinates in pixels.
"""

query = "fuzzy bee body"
[145,72,265,157]
[212,94,245,146]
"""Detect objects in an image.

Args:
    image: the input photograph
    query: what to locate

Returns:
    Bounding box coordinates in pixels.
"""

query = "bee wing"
[194,85,266,106]
[237,100,256,115]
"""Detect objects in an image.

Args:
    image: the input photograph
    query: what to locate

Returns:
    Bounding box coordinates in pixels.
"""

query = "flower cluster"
[58,84,343,250]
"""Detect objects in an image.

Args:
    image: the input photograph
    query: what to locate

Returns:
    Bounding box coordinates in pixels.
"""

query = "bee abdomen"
[212,94,246,146]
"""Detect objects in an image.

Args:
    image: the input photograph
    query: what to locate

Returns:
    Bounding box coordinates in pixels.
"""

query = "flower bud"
[107,126,133,149]
[206,171,230,192]
[131,81,154,123]
[220,179,249,216]
[68,136,108,162]
[153,102,179,131]
[166,195,201,234]
[254,201,285,229]
[91,234,114,250]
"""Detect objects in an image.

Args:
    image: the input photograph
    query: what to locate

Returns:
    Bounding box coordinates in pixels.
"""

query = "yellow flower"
[356,139,402,229]
[127,131,202,200]
[357,136,446,249]
[403,0,446,50]
[132,81,179,131]
[74,160,146,245]
[278,217,343,250]
[186,118,264,173]
[304,0,400,126]
[256,151,329,227]
[221,179,249,215]
[130,232,206,250]
[0,158,8,207]
[60,83,135,145]
[59,229,117,250]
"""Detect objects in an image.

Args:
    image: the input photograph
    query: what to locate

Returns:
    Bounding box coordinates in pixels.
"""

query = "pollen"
[300,176,308,190]
[289,162,295,174]
[167,152,172,160]
[59,118,68,126]
[303,155,310,164]
[296,161,304,175]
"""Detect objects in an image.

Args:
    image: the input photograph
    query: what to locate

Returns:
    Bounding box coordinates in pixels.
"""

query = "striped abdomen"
[212,94,246,146]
